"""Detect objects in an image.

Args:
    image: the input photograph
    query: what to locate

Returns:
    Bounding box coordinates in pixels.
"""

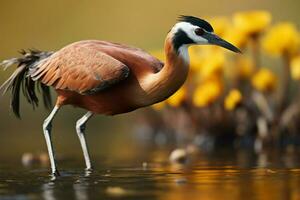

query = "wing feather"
[31,42,130,94]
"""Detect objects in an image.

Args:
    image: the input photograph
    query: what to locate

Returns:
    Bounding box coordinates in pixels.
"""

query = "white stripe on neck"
[178,45,190,64]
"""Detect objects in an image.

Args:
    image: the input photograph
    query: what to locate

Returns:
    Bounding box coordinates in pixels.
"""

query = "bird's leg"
[76,111,94,170]
[43,106,60,176]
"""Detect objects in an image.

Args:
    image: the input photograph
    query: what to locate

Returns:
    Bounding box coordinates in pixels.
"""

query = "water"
[0,149,300,200]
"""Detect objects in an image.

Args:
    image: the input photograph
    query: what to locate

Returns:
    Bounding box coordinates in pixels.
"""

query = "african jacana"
[1,16,240,175]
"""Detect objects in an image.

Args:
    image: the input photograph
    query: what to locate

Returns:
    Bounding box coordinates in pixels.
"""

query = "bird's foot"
[84,167,93,177]
[85,166,93,172]
[51,169,61,177]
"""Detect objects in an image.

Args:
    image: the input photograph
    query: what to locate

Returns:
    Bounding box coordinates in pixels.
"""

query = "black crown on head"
[178,15,214,33]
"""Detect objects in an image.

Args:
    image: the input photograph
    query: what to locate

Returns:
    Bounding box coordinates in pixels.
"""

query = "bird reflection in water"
[42,170,92,200]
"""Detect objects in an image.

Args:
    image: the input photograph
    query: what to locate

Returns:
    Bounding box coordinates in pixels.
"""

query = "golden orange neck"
[141,34,189,104]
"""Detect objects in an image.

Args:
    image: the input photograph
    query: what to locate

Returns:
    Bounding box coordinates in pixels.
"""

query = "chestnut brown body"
[38,36,189,115]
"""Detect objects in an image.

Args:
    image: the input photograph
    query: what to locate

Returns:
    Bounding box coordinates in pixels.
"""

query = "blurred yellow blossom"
[224,89,242,111]
[193,78,223,107]
[233,10,271,36]
[262,23,300,56]
[152,101,166,111]
[251,68,277,92]
[236,57,255,79]
[189,46,204,72]
[166,87,187,107]
[189,45,224,76]
[197,50,226,80]
[223,28,248,49]
[209,16,231,36]
[290,55,300,80]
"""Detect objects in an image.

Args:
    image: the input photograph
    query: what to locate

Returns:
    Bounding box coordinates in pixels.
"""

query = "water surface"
[0,149,300,200]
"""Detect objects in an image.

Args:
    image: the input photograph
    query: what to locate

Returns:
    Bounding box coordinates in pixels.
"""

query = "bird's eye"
[195,28,204,36]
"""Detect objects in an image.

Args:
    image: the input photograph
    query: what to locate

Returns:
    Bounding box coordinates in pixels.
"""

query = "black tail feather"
[40,83,52,110]
[0,50,53,118]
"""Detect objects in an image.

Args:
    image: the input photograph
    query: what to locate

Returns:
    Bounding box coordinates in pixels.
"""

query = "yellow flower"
[209,16,231,36]
[197,50,225,80]
[233,10,271,36]
[291,55,300,80]
[251,68,277,92]
[236,56,255,79]
[193,78,223,107]
[223,28,248,49]
[224,89,242,111]
[189,46,204,72]
[262,22,300,56]
[166,87,187,107]
[152,101,166,111]
[189,46,225,80]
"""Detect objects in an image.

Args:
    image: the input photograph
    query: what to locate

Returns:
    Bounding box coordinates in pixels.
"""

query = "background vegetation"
[0,0,300,161]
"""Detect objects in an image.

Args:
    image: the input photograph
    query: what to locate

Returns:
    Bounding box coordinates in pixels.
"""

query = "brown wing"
[88,40,164,73]
[30,42,130,94]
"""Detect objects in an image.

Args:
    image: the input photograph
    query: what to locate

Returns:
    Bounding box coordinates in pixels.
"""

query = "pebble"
[266,169,276,174]
[21,152,49,166]
[186,144,199,155]
[175,178,187,184]
[169,148,188,164]
[39,153,50,165]
[142,162,148,169]
[106,187,128,197]
[21,153,35,166]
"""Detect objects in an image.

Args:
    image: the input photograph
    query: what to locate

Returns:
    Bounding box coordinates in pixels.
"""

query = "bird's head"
[170,15,241,54]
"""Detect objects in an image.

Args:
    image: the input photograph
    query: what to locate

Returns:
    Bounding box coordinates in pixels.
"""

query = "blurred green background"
[0,0,299,160]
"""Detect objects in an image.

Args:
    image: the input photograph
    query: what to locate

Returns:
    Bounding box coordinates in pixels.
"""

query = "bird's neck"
[142,35,190,104]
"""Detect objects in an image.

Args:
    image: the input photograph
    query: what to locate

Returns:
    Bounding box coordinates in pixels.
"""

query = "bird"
[0,16,241,176]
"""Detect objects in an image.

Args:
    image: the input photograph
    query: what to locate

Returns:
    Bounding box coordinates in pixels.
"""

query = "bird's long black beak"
[204,33,242,53]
